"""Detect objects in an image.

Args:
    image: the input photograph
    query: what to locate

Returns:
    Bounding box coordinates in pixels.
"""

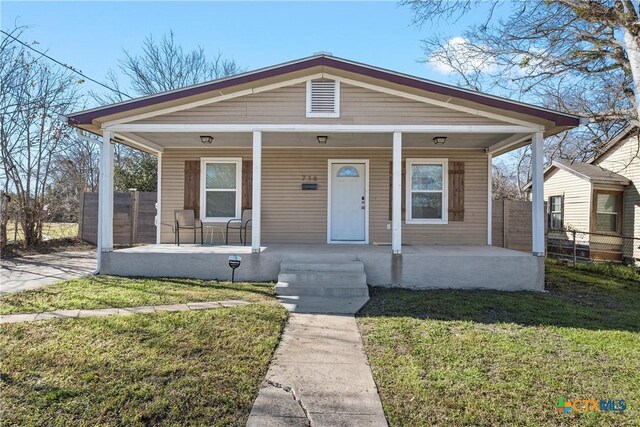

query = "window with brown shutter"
[242,160,252,210]
[448,161,465,222]
[184,160,200,218]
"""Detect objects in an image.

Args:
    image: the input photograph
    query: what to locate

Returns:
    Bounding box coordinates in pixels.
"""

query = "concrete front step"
[277,295,370,314]
[277,272,367,288]
[275,283,369,297]
[280,261,365,273]
[275,260,369,314]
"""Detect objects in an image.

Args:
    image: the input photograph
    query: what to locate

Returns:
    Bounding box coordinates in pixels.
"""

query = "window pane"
[411,164,443,191]
[596,194,618,213]
[550,196,561,212]
[206,163,236,189]
[550,213,562,229]
[596,213,617,233]
[411,193,442,219]
[205,191,236,217]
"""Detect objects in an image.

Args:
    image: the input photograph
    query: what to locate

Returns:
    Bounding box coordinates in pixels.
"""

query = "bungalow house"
[537,126,639,264]
[67,54,581,307]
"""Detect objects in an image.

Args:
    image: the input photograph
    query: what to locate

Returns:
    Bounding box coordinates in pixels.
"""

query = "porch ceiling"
[123,131,526,150]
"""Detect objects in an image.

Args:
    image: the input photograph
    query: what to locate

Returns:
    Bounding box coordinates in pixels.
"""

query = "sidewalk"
[0,300,249,324]
[1,251,96,294]
[247,313,388,427]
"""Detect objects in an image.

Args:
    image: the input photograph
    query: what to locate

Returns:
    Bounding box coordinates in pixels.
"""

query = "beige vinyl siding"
[595,134,640,259]
[160,147,488,245]
[543,168,591,235]
[136,83,504,126]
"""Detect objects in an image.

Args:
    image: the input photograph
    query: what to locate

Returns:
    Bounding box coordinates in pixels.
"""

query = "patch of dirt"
[1,238,95,259]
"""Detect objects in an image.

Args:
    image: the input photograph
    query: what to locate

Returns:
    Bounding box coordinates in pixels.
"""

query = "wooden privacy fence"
[492,199,533,252]
[78,191,157,245]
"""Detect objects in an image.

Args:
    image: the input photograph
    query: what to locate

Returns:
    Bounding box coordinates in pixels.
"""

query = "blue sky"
[1,1,501,106]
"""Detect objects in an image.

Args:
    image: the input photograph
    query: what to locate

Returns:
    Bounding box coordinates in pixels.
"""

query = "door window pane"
[205,191,236,217]
[206,163,236,189]
[411,165,443,191]
[411,193,443,219]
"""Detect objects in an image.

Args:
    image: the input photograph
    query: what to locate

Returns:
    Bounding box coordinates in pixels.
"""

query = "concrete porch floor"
[103,244,543,291]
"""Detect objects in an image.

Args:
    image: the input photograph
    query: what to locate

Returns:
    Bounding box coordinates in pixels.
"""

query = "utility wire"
[1,29,132,99]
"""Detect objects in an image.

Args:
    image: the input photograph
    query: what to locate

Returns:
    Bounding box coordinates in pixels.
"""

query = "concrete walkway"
[1,251,96,294]
[247,314,388,427]
[0,300,249,324]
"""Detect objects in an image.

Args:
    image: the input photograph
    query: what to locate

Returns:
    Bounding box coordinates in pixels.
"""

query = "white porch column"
[487,152,493,246]
[155,152,162,244]
[531,131,545,256]
[392,131,402,254]
[251,131,262,253]
[99,129,114,255]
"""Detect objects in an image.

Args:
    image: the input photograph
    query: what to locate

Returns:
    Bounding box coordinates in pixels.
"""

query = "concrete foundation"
[102,244,544,291]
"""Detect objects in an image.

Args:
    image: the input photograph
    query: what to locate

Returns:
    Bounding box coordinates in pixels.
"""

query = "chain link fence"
[547,228,640,267]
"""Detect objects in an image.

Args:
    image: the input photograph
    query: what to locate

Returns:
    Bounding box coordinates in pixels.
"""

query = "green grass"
[357,261,640,426]
[0,303,288,426]
[0,276,275,315]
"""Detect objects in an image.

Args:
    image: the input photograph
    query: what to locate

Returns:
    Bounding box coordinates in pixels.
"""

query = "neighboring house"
[537,127,639,264]
[68,54,580,293]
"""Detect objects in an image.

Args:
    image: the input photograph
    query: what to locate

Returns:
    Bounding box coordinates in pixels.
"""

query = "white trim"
[487,134,532,155]
[115,132,164,154]
[102,74,324,127]
[106,123,536,134]
[405,158,449,225]
[156,152,162,244]
[487,152,493,246]
[99,130,114,253]
[324,73,545,129]
[306,79,340,118]
[252,132,262,253]
[392,132,402,254]
[199,157,243,222]
[531,132,545,256]
[327,159,370,244]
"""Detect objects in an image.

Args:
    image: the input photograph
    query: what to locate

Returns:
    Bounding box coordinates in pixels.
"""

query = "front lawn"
[0,302,287,426]
[0,276,274,314]
[357,261,640,426]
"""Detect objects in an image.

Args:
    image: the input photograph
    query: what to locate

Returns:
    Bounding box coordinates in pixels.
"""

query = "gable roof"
[590,125,639,164]
[68,54,581,128]
[553,160,629,185]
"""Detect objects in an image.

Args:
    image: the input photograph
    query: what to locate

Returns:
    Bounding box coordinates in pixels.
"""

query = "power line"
[1,29,132,99]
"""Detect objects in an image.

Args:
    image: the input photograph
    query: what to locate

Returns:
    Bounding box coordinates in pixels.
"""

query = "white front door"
[330,162,366,242]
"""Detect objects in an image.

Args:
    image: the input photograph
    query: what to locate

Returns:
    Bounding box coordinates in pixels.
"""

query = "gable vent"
[306,79,340,117]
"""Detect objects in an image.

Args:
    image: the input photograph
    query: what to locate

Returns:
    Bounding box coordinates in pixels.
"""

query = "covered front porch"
[102,243,544,290]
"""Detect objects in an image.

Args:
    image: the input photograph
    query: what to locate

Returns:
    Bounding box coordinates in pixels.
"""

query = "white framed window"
[306,79,340,118]
[406,159,448,224]
[200,158,242,222]
[549,195,563,230]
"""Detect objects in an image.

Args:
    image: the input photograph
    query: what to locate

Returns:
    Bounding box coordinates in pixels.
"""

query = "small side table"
[204,224,226,245]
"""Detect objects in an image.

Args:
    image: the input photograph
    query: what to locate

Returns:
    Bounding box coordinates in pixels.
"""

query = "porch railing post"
[98,129,114,271]
[251,131,262,253]
[156,152,162,244]
[531,131,545,256]
[392,131,402,254]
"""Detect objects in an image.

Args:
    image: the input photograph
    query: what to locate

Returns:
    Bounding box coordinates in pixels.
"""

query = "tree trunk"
[623,28,640,126]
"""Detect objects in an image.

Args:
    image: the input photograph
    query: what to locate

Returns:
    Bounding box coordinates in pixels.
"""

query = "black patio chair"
[226,209,252,245]
[174,209,203,245]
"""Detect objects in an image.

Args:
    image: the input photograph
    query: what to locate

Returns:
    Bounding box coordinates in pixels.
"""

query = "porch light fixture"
[317,135,328,144]
[200,135,214,144]
[433,136,447,145]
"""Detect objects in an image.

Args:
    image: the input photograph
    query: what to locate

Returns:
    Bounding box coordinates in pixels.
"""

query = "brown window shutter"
[388,162,406,221]
[184,160,200,218]
[448,161,465,221]
[242,160,253,210]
